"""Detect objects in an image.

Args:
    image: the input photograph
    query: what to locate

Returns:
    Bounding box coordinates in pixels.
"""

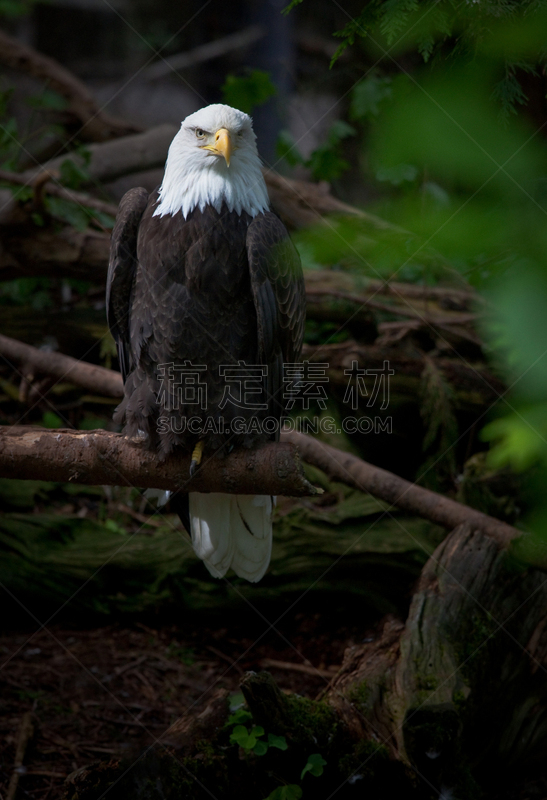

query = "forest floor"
[1,613,547,800]
[0,612,370,800]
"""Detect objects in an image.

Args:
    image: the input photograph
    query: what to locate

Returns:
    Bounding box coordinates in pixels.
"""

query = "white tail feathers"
[189,493,274,582]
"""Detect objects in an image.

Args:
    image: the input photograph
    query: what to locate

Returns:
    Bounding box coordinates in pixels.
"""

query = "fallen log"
[0,426,319,497]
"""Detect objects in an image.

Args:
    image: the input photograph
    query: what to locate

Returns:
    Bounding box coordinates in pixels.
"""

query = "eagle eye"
[195,129,206,139]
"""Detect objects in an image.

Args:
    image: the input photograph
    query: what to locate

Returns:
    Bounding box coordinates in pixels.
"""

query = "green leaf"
[229,724,257,750]
[282,0,303,15]
[59,158,90,190]
[253,740,268,755]
[104,519,127,536]
[252,725,265,737]
[276,130,305,167]
[264,786,302,800]
[351,75,392,120]
[45,196,90,231]
[301,753,327,779]
[228,691,245,711]
[26,90,68,111]
[41,412,63,429]
[482,410,546,473]
[267,733,288,750]
[226,708,252,726]
[221,69,277,115]
[376,163,418,185]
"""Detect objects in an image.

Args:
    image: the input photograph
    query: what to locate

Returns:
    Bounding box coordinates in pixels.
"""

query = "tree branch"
[22,124,178,186]
[144,25,265,80]
[0,168,118,218]
[0,334,123,397]
[281,430,520,545]
[0,426,320,497]
[0,28,139,142]
[0,336,515,539]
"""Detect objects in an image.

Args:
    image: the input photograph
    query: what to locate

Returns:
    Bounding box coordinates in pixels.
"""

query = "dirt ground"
[0,612,368,799]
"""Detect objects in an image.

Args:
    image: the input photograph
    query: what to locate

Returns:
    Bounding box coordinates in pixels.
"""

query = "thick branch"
[0,426,319,497]
[281,430,519,545]
[144,26,265,80]
[0,28,139,142]
[0,334,122,397]
[22,124,177,186]
[0,338,513,537]
[0,168,118,218]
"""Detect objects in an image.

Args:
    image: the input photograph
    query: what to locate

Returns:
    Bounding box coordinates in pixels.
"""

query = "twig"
[207,646,244,675]
[306,288,477,326]
[260,657,339,679]
[6,711,33,800]
[113,655,148,677]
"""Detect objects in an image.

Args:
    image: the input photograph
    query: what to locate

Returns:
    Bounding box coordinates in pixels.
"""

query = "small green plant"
[300,752,327,778]
[265,786,302,800]
[225,695,326,800]
[226,707,289,757]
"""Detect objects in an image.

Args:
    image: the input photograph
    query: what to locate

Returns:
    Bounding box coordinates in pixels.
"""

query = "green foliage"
[306,121,356,182]
[300,752,327,779]
[0,0,36,18]
[59,158,90,190]
[0,277,53,309]
[41,411,64,429]
[225,708,289,757]
[350,74,392,120]
[221,69,277,115]
[265,786,302,800]
[26,89,68,111]
[277,121,356,182]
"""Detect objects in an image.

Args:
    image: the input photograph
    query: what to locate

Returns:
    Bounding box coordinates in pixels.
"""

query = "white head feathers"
[153,104,270,220]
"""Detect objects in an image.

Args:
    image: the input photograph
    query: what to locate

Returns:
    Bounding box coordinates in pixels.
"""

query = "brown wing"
[106,187,149,382]
[246,212,305,422]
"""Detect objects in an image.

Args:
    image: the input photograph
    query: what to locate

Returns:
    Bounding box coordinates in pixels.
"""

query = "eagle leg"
[189,440,204,477]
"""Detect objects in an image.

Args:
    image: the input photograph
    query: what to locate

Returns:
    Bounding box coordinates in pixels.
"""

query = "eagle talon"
[189,440,204,478]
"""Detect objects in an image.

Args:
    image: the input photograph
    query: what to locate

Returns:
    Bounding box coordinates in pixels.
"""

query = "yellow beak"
[202,127,233,166]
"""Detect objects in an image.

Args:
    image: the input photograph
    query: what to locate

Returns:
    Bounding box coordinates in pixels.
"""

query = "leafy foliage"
[276,121,356,182]
[300,752,327,779]
[221,69,277,115]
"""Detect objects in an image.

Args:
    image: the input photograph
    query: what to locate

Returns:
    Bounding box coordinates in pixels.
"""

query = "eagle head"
[153,103,270,220]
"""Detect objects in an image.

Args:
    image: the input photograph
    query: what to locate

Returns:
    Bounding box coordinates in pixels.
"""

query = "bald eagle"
[107,104,305,582]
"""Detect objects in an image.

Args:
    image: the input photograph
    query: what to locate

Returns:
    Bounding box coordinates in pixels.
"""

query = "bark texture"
[0,426,319,497]
[326,521,547,791]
